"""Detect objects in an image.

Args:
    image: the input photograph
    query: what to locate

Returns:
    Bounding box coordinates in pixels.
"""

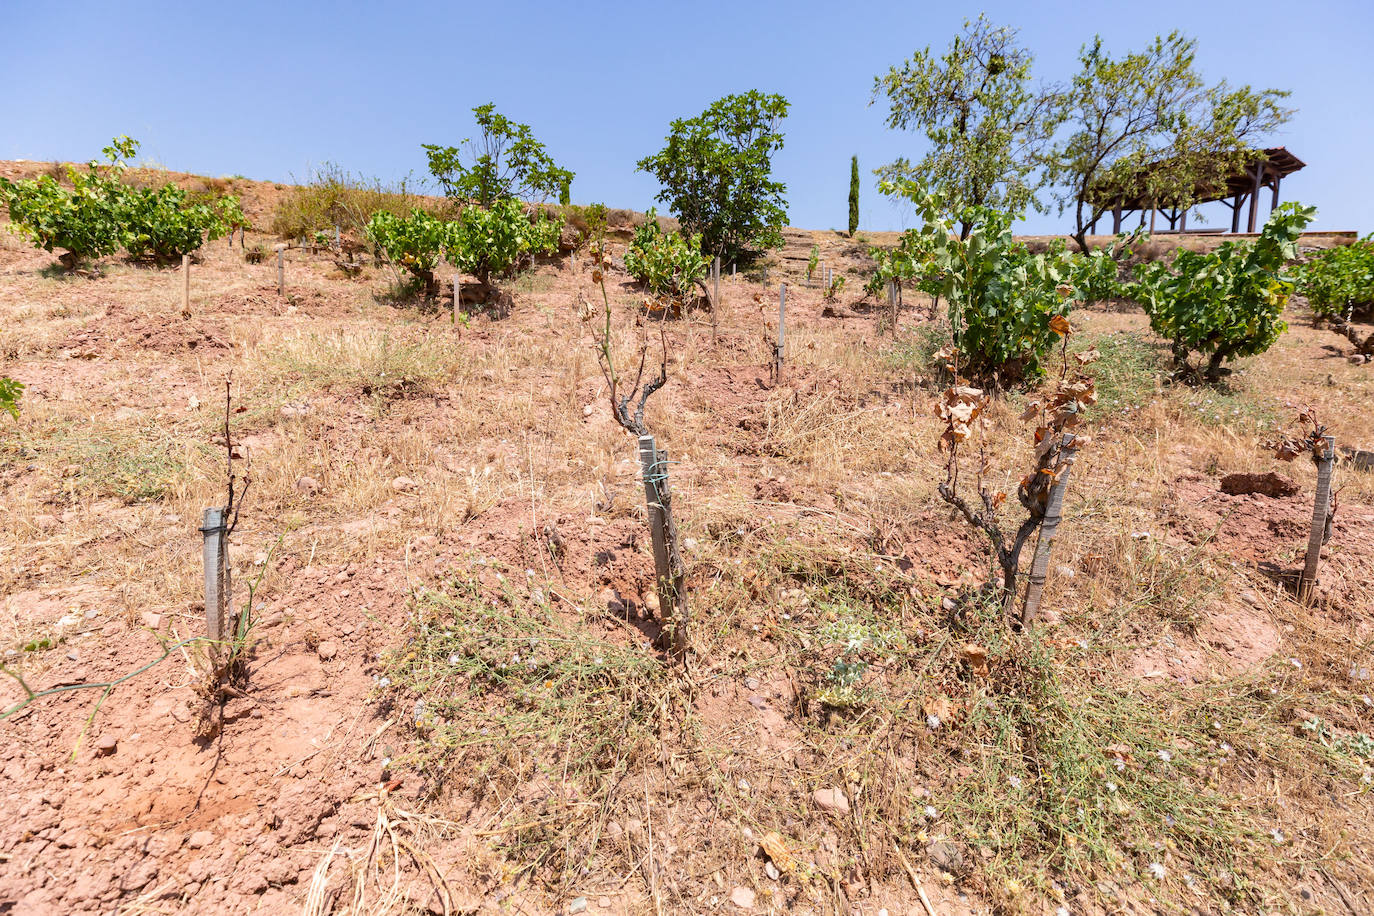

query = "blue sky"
[2,0,1369,235]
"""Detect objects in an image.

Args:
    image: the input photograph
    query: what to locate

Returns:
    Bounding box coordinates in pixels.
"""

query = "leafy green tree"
[848,155,860,237]
[423,104,574,206]
[872,16,1055,238]
[637,90,790,265]
[1045,32,1292,251]
[1127,203,1314,379]
[0,137,137,269]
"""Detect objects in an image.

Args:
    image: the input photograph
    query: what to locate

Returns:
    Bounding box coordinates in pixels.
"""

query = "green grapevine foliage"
[445,199,561,286]
[1127,203,1314,379]
[623,210,710,303]
[0,376,22,420]
[1294,236,1374,321]
[122,185,237,263]
[364,208,448,293]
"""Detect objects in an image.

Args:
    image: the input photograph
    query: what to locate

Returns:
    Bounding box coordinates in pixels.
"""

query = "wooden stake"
[712,255,720,343]
[1299,436,1336,602]
[1021,434,1080,626]
[453,274,461,324]
[181,254,191,317]
[276,245,286,296]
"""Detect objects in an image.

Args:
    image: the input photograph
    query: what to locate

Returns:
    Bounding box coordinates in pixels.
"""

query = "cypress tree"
[848,155,859,237]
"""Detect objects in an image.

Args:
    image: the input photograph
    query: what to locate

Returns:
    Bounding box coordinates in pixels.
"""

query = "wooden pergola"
[1089,147,1305,235]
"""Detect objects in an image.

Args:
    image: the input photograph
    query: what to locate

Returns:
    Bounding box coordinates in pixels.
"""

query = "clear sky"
[2,0,1369,235]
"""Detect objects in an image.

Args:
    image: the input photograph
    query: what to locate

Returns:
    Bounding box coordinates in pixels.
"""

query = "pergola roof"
[1091,147,1305,211]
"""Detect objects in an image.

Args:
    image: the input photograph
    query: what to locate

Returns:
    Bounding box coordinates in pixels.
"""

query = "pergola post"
[1180,208,1187,232]
[1246,162,1264,233]
[1231,194,1243,233]
[1271,175,1281,212]
[1112,207,1122,234]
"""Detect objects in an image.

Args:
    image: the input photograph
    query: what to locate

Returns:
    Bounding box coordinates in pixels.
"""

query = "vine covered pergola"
[1089,146,1305,235]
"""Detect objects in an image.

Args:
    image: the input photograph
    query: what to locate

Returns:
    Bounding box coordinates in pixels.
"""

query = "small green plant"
[365,208,447,297]
[1295,235,1374,321]
[623,209,710,305]
[1127,203,1314,380]
[823,273,845,301]
[807,244,819,285]
[0,376,22,420]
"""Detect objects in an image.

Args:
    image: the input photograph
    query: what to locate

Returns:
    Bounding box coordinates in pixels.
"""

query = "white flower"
[448,654,460,666]
[1220,743,1232,754]
[1147,862,1166,880]
[924,805,939,819]
[926,714,941,729]
[1105,781,1118,793]
[1057,908,1070,916]
[1008,775,1023,789]
[1271,829,1285,845]
[1157,750,1172,763]
[1288,657,1302,669]
[1113,758,1126,771]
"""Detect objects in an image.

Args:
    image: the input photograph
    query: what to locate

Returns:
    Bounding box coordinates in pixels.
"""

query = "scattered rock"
[94,735,118,757]
[141,612,162,630]
[317,641,338,661]
[568,897,588,914]
[928,839,964,875]
[729,886,756,909]
[598,898,611,909]
[764,861,780,880]
[391,476,418,493]
[1219,472,1299,498]
[188,830,215,849]
[812,787,849,814]
[747,694,768,710]
[295,476,321,494]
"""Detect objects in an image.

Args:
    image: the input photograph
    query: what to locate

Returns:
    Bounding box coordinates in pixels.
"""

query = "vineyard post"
[334,223,341,249]
[453,274,461,324]
[181,254,191,316]
[1021,434,1080,626]
[773,283,787,382]
[712,255,721,342]
[275,244,286,296]
[1298,435,1336,602]
[200,507,230,655]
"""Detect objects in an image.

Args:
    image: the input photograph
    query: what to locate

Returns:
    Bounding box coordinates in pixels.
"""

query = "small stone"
[568,897,588,914]
[1055,564,1075,579]
[141,612,162,630]
[94,735,117,756]
[391,476,418,493]
[744,677,760,691]
[747,694,768,711]
[598,898,611,909]
[295,476,320,494]
[317,641,338,661]
[812,787,849,814]
[764,861,780,880]
[187,831,214,849]
[729,886,756,909]
[928,840,964,875]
